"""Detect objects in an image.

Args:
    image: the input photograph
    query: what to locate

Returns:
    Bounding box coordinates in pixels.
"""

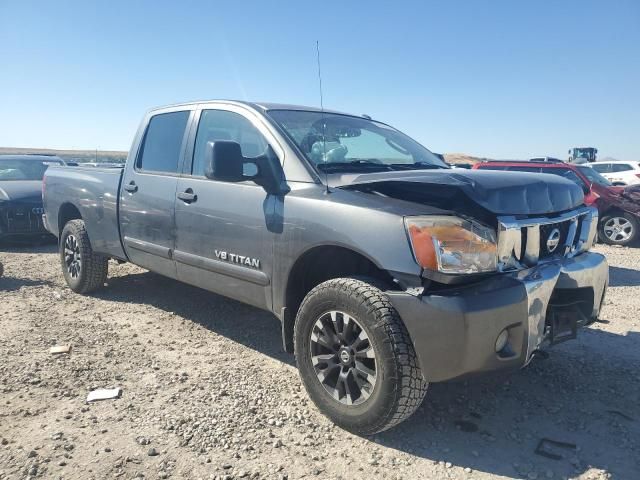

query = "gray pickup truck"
[43,101,608,434]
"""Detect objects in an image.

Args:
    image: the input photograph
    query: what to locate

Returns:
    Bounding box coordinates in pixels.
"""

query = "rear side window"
[137,111,190,173]
[611,164,633,172]
[191,109,269,177]
[591,164,610,173]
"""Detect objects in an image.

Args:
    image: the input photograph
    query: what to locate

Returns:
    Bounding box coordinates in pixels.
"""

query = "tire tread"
[295,277,428,434]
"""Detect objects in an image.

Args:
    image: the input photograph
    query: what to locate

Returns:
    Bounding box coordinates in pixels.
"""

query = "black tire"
[59,219,108,293]
[0,261,3,277]
[598,213,639,246]
[294,277,428,435]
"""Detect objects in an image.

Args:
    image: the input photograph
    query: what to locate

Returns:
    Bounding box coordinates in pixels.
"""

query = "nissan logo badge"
[546,228,561,253]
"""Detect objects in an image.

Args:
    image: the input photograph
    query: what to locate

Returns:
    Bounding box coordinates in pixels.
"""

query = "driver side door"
[173,105,279,310]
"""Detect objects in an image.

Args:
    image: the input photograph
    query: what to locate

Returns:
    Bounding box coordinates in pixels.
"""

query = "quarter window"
[192,110,269,177]
[137,111,190,173]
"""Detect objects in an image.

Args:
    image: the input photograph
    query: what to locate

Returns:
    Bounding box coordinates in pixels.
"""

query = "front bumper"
[0,202,50,239]
[387,251,608,382]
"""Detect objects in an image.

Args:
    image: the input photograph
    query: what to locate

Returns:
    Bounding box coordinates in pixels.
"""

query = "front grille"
[0,204,47,234]
[497,206,598,270]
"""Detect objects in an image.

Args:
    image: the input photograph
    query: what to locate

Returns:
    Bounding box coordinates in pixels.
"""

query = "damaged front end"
[341,170,608,382]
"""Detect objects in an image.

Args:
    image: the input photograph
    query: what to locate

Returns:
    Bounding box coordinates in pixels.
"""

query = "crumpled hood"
[0,181,44,203]
[342,169,584,215]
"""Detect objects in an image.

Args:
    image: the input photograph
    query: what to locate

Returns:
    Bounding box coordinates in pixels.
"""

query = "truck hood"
[0,181,43,203]
[340,169,584,216]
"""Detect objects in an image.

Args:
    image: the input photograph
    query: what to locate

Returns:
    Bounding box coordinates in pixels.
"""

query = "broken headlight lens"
[405,216,497,274]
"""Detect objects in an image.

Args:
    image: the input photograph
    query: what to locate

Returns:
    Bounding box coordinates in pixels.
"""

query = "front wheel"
[294,277,428,435]
[599,213,639,246]
[60,219,108,293]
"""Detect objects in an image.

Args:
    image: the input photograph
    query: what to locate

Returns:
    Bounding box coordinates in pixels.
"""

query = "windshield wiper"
[316,161,393,173]
[388,162,449,171]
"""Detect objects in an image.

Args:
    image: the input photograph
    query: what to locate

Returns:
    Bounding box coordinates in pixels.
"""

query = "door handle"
[177,189,197,203]
[123,182,138,193]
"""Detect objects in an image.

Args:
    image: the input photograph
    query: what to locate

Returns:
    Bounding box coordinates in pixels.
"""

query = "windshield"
[0,158,63,181]
[573,148,595,159]
[268,110,449,172]
[577,166,611,186]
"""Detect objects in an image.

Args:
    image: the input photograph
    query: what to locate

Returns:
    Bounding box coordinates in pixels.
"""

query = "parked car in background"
[474,159,640,246]
[529,156,564,163]
[589,161,640,186]
[0,154,64,242]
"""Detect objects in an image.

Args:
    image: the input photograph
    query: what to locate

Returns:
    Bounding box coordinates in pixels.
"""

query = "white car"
[589,161,640,186]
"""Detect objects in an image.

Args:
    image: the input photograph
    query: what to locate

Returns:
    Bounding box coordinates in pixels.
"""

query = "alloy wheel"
[64,234,82,278]
[309,310,377,405]
[603,217,633,243]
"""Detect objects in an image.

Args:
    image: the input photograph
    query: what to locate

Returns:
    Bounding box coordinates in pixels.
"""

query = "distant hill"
[443,153,492,166]
[1,146,495,168]
[0,147,127,164]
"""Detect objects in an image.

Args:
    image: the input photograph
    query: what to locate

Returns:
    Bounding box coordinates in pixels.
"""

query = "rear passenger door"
[172,105,280,310]
[120,108,192,279]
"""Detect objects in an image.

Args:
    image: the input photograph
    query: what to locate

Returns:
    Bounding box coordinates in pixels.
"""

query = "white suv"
[590,161,640,186]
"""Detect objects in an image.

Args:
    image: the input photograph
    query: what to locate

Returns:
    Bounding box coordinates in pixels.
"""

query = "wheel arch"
[281,244,396,353]
[58,203,83,236]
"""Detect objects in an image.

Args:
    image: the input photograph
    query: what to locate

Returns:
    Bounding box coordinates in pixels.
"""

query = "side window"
[591,163,610,173]
[545,168,584,186]
[137,111,190,173]
[192,110,269,177]
[612,164,633,172]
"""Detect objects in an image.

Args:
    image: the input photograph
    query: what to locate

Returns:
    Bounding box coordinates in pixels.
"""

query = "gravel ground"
[1,243,639,480]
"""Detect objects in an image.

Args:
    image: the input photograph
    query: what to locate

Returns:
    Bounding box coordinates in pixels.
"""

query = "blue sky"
[0,0,638,160]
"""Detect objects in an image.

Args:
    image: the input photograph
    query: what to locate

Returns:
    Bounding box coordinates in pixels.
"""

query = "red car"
[473,160,640,246]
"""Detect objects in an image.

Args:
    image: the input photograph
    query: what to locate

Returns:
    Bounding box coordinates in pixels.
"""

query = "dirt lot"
[1,243,639,480]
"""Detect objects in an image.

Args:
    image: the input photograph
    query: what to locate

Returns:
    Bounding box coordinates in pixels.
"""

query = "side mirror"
[204,141,290,195]
[204,141,245,182]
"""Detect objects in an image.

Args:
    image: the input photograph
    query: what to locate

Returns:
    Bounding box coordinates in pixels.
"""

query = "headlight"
[405,216,497,274]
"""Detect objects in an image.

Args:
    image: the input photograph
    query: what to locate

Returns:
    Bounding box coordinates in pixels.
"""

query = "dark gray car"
[0,155,64,241]
[42,101,608,433]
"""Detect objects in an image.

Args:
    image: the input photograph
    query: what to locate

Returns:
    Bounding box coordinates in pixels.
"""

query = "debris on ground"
[86,387,123,402]
[50,345,72,355]
[534,438,577,461]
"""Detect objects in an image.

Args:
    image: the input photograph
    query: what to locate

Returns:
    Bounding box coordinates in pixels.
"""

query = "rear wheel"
[294,277,428,435]
[599,213,639,246]
[60,219,108,293]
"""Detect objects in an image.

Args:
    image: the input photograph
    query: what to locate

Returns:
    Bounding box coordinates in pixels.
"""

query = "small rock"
[27,450,38,458]
[148,447,159,456]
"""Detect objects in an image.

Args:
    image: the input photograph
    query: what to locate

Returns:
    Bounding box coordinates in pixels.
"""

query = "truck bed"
[43,165,127,259]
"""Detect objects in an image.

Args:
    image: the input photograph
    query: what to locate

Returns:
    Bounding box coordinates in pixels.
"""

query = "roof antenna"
[316,40,330,194]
